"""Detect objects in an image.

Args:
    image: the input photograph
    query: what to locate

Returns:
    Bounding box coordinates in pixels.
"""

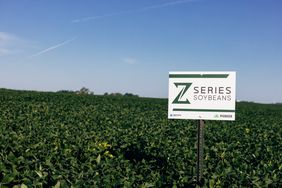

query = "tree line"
[57,87,139,97]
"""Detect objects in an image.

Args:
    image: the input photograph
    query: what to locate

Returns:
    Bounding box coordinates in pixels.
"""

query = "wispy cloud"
[72,0,197,23]
[0,32,25,57]
[0,32,15,44]
[0,48,11,56]
[30,37,76,58]
[121,57,138,65]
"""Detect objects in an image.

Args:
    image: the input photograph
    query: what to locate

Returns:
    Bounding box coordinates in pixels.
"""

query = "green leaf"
[96,154,101,164]
[35,171,43,178]
[54,181,60,188]
[21,184,28,188]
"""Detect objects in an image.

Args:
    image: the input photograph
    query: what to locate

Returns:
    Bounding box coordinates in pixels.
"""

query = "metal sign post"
[196,119,205,186]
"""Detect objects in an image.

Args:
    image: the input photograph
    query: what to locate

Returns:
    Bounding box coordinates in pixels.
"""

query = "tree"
[77,87,90,95]
[57,90,75,94]
[124,93,139,97]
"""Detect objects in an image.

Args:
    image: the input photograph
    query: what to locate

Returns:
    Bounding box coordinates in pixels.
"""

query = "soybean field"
[0,89,281,187]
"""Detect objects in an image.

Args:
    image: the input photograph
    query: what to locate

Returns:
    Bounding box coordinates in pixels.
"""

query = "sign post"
[168,71,236,186]
[197,119,205,185]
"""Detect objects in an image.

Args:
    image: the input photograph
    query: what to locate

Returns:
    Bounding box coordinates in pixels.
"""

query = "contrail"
[30,37,76,57]
[72,0,197,23]
[139,0,196,11]
[72,11,132,23]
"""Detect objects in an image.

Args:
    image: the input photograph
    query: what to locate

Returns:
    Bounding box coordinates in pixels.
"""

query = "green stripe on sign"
[169,74,229,78]
[173,108,235,112]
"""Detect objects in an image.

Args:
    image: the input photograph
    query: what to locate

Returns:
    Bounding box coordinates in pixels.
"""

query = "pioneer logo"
[220,114,232,118]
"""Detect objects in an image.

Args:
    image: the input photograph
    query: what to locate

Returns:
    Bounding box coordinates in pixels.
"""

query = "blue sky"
[0,0,281,103]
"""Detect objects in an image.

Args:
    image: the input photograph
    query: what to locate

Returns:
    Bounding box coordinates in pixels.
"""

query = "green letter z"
[172,83,192,104]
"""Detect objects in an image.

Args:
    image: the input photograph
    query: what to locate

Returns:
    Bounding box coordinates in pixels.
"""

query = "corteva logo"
[168,71,236,121]
[172,83,192,104]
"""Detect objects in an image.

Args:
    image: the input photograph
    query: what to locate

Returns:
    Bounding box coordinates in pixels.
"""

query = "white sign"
[168,71,236,121]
